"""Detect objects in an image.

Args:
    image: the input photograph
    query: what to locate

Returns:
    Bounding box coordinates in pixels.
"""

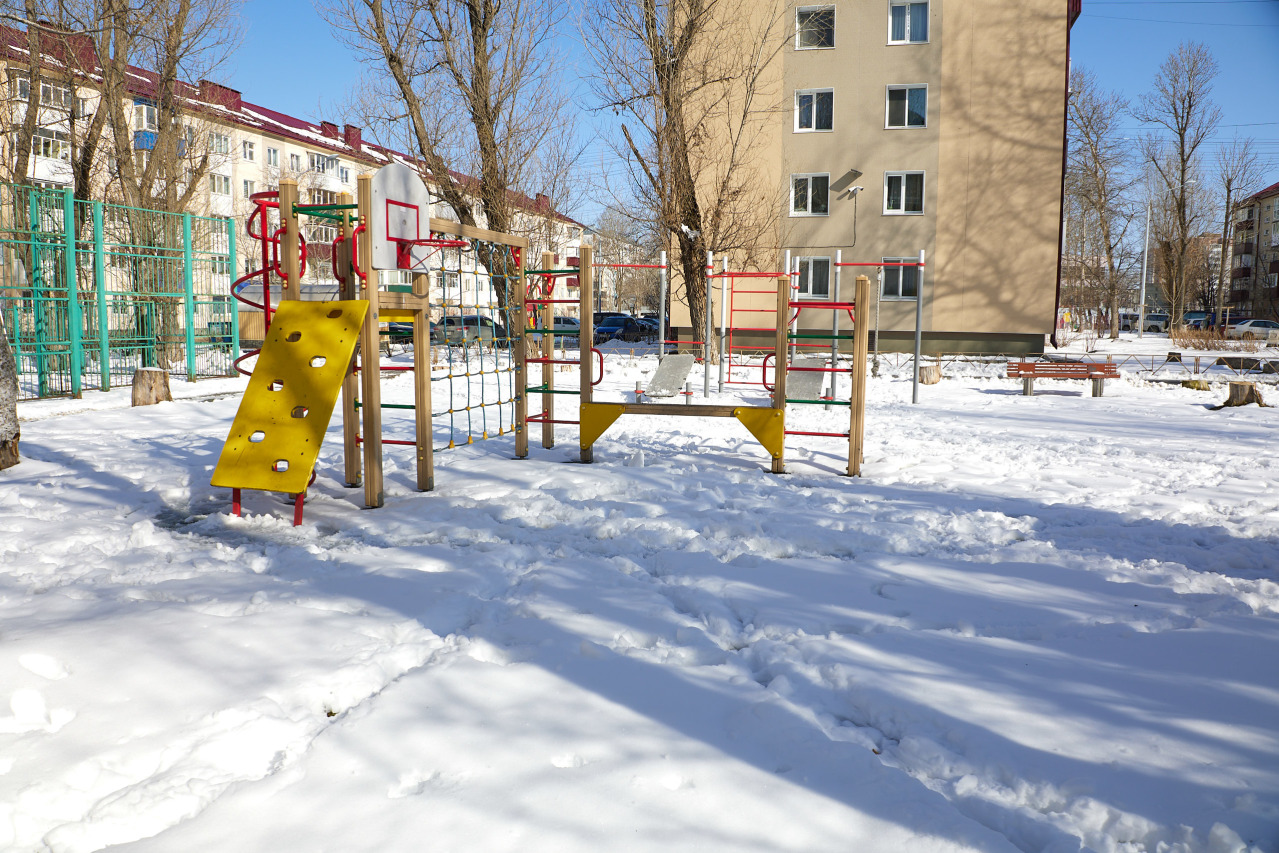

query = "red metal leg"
[232,488,242,517]
[293,491,305,527]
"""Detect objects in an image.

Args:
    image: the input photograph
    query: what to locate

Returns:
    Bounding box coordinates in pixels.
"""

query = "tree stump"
[131,368,173,406]
[919,364,942,385]
[1224,381,1265,408]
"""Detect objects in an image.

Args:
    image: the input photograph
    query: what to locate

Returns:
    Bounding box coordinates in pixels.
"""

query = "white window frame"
[209,132,230,155]
[884,171,925,215]
[242,140,255,161]
[888,1,929,44]
[791,173,830,217]
[134,103,157,132]
[885,85,928,128]
[209,174,231,196]
[795,256,832,298]
[243,179,256,198]
[795,88,834,132]
[339,166,350,184]
[266,147,279,167]
[795,5,835,50]
[881,257,921,300]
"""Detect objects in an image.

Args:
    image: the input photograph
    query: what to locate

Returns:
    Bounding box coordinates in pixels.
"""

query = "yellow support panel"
[579,402,626,450]
[212,299,370,494]
[733,407,785,460]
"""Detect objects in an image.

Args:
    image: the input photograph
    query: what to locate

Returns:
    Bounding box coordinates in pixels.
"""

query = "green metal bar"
[63,189,82,396]
[294,209,347,224]
[786,398,852,406]
[525,385,580,395]
[30,190,47,397]
[93,201,108,390]
[183,214,196,381]
[228,214,239,365]
[293,203,358,214]
[353,401,416,410]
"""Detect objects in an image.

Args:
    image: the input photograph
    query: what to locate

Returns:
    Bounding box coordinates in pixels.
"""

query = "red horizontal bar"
[710,271,785,278]
[791,302,856,309]
[525,298,579,304]
[526,358,578,365]
[785,430,850,438]
[592,263,667,269]
[354,437,418,446]
[788,365,850,374]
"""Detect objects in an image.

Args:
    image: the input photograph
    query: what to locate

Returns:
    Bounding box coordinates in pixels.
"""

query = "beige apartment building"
[675,0,1077,354]
[1228,182,1279,321]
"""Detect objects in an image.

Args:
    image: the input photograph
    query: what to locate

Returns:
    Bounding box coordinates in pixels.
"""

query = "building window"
[884,171,924,214]
[210,132,230,155]
[267,147,279,167]
[796,89,833,132]
[882,258,920,299]
[211,255,230,275]
[243,179,256,198]
[39,82,72,109]
[886,86,927,128]
[792,173,830,216]
[289,153,302,172]
[796,256,831,298]
[33,128,70,161]
[796,6,835,49]
[339,166,350,183]
[13,76,28,100]
[210,174,231,195]
[308,152,331,173]
[889,2,928,43]
[134,103,157,131]
[242,140,255,161]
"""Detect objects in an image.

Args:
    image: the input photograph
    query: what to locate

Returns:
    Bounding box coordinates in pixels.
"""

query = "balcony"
[1229,289,1250,303]
[132,130,156,151]
[1271,260,1279,275]
[1232,266,1252,279]
[1234,241,1254,255]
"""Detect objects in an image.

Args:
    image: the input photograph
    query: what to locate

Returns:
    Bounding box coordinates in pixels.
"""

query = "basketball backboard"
[370,163,433,271]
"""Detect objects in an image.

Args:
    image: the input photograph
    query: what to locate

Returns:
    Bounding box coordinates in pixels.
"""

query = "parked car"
[636,317,660,342]
[593,311,629,326]
[594,316,644,344]
[1226,318,1279,340]
[387,321,444,345]
[441,314,508,345]
[553,316,581,339]
[1141,313,1170,333]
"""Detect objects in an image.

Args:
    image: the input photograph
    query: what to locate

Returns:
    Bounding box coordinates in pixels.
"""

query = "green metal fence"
[0,184,239,401]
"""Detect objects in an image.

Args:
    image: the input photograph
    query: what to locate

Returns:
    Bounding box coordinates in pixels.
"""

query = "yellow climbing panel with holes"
[212,299,369,494]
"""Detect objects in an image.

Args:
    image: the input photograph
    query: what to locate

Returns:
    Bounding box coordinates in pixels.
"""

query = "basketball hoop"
[392,234,469,272]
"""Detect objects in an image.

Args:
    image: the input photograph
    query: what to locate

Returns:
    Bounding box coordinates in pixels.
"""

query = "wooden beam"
[772,276,789,474]
[541,250,555,450]
[357,173,384,507]
[413,268,434,491]
[428,217,530,248]
[338,190,361,487]
[579,245,595,463]
[849,275,870,477]
[278,180,300,301]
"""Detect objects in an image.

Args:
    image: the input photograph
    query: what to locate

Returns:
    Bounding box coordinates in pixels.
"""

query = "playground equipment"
[213,164,527,523]
[516,252,875,476]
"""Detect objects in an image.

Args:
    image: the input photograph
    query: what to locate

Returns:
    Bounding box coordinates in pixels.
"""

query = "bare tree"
[583,0,786,348]
[1067,67,1136,338]
[320,0,581,308]
[1134,41,1222,326]
[1213,136,1263,323]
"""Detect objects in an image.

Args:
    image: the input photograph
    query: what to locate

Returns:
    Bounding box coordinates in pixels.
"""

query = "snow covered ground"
[2,352,1277,853]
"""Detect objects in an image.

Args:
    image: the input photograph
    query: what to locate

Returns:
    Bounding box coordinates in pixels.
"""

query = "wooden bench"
[1007,360,1119,397]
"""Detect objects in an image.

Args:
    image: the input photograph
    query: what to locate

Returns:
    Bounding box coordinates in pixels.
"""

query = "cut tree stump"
[1224,381,1265,408]
[0,435,18,471]
[919,364,942,385]
[131,368,172,406]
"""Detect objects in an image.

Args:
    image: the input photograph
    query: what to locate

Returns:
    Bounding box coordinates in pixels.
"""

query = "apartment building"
[0,24,595,321]
[677,0,1077,354]
[1228,182,1279,321]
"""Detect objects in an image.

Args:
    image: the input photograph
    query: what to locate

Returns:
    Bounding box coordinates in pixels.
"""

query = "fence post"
[227,213,239,365]
[62,188,82,397]
[93,201,108,390]
[183,213,196,381]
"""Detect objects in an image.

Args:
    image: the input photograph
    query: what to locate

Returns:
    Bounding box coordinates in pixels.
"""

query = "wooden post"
[278,180,300,301]
[579,245,595,464]
[338,190,361,487]
[413,268,434,491]
[849,275,870,476]
[514,245,529,459]
[357,174,384,507]
[771,275,788,474]
[131,367,172,406]
[1225,381,1264,407]
[540,250,555,449]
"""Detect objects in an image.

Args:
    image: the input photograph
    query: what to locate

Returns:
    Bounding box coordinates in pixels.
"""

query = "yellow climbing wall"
[212,299,369,494]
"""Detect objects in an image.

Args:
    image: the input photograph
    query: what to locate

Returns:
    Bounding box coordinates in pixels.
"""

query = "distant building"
[1228,182,1279,320]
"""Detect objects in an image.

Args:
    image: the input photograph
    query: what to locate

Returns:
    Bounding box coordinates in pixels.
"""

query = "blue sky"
[225,0,1279,223]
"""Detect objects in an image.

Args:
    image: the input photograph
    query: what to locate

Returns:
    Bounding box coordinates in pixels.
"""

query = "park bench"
[1007,360,1119,397]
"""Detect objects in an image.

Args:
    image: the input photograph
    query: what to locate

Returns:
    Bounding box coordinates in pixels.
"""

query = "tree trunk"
[0,312,18,470]
[132,367,172,406]
[1224,381,1264,408]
